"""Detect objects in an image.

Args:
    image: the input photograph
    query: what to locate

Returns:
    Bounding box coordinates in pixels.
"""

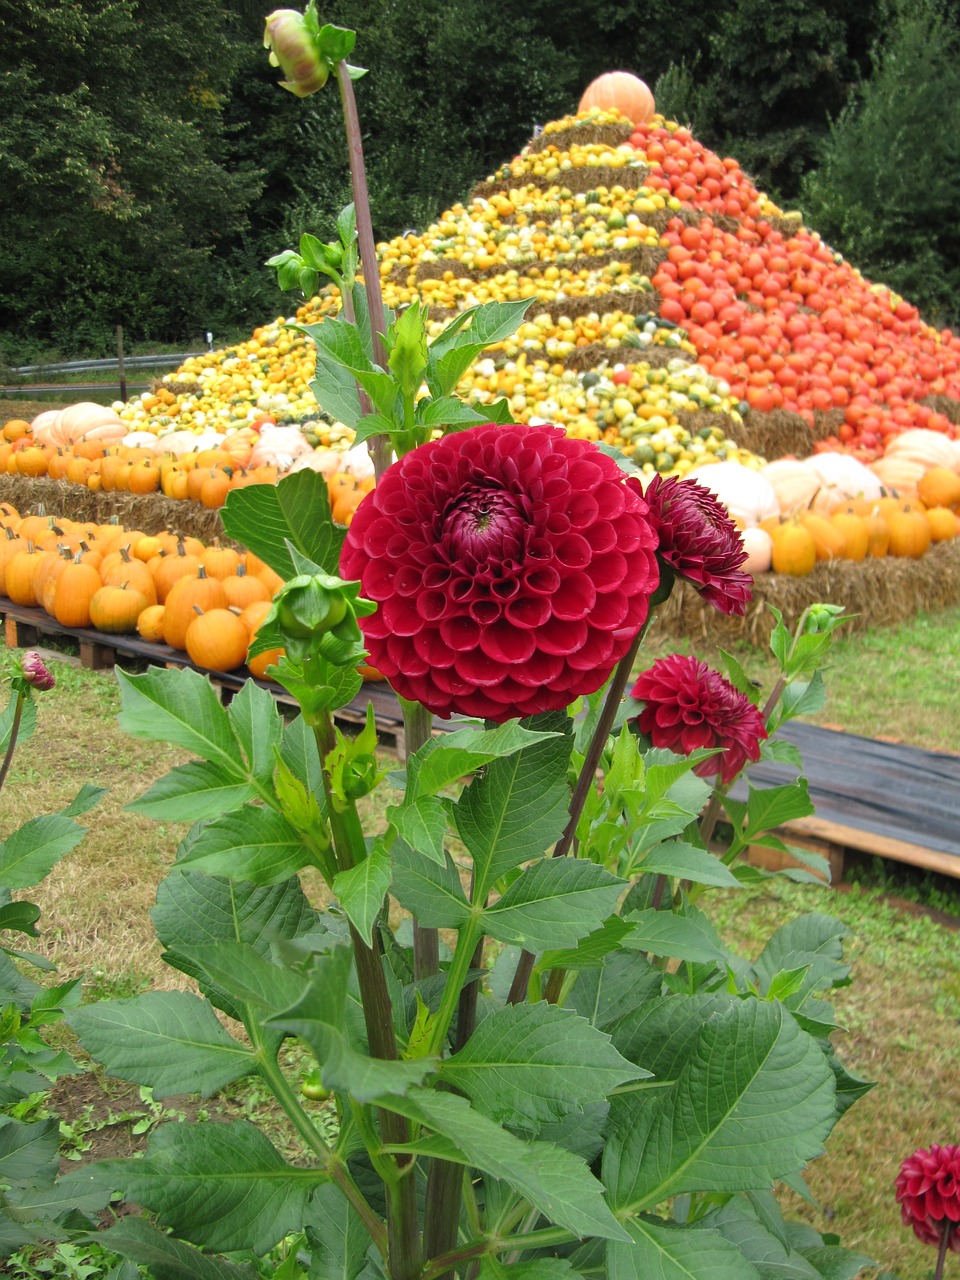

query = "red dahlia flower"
[639,473,752,616]
[340,424,659,720]
[896,1144,960,1253]
[631,653,766,784]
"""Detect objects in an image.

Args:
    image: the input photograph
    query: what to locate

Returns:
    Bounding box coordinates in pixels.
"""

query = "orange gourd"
[829,512,869,562]
[770,520,817,577]
[918,467,960,512]
[89,583,150,634]
[53,553,102,627]
[163,569,228,650]
[137,604,166,642]
[924,506,958,542]
[886,507,932,558]
[5,544,45,605]
[799,511,846,561]
[577,71,655,125]
[186,607,250,672]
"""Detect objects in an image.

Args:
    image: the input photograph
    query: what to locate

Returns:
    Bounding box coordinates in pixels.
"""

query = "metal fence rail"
[10,353,202,376]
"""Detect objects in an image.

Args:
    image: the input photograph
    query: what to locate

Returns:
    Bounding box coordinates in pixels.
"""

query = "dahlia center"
[443,484,527,560]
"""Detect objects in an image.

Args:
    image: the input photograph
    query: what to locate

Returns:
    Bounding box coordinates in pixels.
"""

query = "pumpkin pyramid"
[108,106,960,486]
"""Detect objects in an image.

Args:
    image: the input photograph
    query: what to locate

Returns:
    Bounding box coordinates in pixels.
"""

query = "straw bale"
[526,122,634,155]
[812,408,847,442]
[732,409,814,459]
[921,394,960,426]
[648,539,960,648]
[0,476,238,547]
[564,344,691,373]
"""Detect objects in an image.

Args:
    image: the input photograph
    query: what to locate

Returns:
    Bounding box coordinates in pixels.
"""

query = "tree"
[801,0,960,326]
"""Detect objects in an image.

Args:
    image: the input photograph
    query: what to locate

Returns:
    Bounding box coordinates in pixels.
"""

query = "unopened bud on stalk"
[263,9,328,96]
[273,572,375,664]
[20,652,55,692]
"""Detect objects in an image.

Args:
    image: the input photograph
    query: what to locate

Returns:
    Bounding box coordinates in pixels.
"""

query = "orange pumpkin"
[137,604,166,642]
[186,607,250,672]
[163,569,228,650]
[89,583,150,634]
[770,520,817,576]
[918,467,960,512]
[886,507,932,558]
[578,71,655,125]
[53,554,103,627]
[924,506,958,542]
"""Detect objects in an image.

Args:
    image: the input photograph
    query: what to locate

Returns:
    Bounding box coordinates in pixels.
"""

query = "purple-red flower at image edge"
[639,473,753,616]
[896,1144,960,1252]
[340,423,660,721]
[631,653,766,784]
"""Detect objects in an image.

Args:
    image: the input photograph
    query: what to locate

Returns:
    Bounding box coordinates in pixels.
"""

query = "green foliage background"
[1,0,958,357]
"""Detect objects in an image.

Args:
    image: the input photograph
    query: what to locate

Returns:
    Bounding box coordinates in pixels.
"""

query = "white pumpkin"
[249,425,313,472]
[686,461,779,527]
[803,452,882,512]
[759,458,820,515]
[885,428,960,472]
[29,409,63,446]
[740,526,773,575]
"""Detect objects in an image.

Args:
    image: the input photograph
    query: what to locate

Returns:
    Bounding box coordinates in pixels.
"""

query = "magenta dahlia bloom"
[638,474,752,616]
[631,653,766,784]
[896,1145,960,1253]
[340,424,660,720]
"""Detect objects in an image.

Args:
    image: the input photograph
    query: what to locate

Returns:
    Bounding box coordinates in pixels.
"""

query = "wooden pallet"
[6,602,958,880]
[1,602,408,750]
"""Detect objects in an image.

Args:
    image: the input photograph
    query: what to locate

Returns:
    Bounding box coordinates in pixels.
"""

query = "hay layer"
[674,408,813,460]
[0,477,236,547]
[921,394,960,426]
[650,539,960,648]
[526,122,634,155]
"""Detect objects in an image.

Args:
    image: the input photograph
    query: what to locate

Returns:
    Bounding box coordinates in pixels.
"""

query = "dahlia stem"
[935,1223,953,1280]
[399,699,440,980]
[313,711,420,1280]
[507,622,649,1006]
[336,59,392,482]
[0,692,23,796]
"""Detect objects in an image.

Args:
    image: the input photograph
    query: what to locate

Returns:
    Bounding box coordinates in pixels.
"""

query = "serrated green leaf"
[268,947,434,1101]
[0,814,86,891]
[391,841,470,929]
[0,900,40,937]
[117,667,245,775]
[333,842,391,944]
[538,916,634,972]
[60,783,107,818]
[176,805,308,885]
[170,942,306,1021]
[439,1003,641,1130]
[91,1218,260,1280]
[608,1217,762,1280]
[388,301,428,399]
[759,738,805,769]
[68,992,255,1098]
[566,949,664,1031]
[415,396,490,428]
[387,795,447,865]
[432,343,486,397]
[220,469,344,579]
[478,1261,580,1280]
[311,355,364,430]
[718,650,762,704]
[453,722,571,896]
[9,1165,112,1219]
[603,998,836,1212]
[384,1088,628,1241]
[0,1116,59,1188]
[336,204,357,248]
[482,860,625,951]
[94,1120,327,1255]
[228,678,284,787]
[623,908,732,965]
[777,672,826,723]
[127,762,257,822]
[304,1184,370,1280]
[637,843,741,888]
[407,722,558,801]
[743,781,815,841]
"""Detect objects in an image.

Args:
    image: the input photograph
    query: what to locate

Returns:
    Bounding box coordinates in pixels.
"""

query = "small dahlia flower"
[340,424,660,721]
[896,1144,960,1253]
[639,473,752,616]
[631,654,766,784]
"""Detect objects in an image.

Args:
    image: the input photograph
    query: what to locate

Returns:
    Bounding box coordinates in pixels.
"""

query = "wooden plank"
[782,814,960,881]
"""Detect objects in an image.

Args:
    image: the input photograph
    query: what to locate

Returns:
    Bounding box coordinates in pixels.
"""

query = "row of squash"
[0,504,284,675]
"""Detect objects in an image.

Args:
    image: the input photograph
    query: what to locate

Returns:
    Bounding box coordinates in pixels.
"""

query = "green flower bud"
[263,9,329,97]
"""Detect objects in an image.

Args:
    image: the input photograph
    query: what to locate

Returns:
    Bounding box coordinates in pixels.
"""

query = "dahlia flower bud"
[20,651,55,692]
[273,572,374,664]
[263,9,328,97]
[895,1144,960,1254]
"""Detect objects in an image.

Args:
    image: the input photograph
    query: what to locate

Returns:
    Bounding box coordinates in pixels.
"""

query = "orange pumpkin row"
[0,433,374,520]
